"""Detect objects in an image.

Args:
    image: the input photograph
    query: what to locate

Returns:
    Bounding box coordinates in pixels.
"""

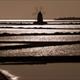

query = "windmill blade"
[39,6,46,15]
[32,7,39,16]
[32,6,46,18]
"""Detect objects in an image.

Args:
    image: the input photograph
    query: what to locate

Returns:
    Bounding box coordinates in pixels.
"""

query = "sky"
[0,0,80,19]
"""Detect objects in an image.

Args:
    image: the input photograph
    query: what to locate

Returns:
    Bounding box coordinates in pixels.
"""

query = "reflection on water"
[0,44,80,56]
[0,24,80,80]
[0,34,80,56]
[0,25,80,56]
[0,28,80,34]
[0,35,80,41]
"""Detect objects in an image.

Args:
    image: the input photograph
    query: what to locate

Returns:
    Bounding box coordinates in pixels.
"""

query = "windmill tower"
[33,7,47,25]
[37,11,43,23]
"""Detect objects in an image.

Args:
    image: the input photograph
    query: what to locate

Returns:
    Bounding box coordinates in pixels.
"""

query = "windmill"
[32,6,46,20]
[33,6,47,25]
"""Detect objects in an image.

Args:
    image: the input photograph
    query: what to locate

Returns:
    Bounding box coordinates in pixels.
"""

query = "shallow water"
[0,25,80,56]
[0,35,80,56]
[0,25,80,80]
[0,24,80,80]
[0,44,80,56]
[0,35,80,42]
[0,28,80,34]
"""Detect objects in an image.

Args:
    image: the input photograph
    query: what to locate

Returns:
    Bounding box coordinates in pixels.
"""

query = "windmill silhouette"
[33,7,47,25]
[32,7,46,18]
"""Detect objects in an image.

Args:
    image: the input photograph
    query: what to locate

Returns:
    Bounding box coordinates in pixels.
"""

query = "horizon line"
[0,19,55,22]
[0,19,80,22]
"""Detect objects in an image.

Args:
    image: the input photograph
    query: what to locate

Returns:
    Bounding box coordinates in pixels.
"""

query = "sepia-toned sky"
[0,0,80,19]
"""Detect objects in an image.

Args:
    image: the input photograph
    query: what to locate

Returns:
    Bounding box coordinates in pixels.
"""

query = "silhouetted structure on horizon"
[33,11,47,25]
